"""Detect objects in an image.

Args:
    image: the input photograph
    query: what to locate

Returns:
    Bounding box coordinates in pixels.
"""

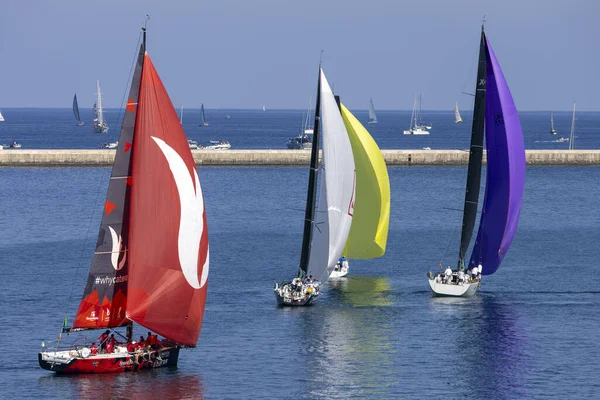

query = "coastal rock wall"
[1,149,599,167]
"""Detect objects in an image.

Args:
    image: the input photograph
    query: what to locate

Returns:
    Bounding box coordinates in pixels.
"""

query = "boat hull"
[92,126,109,134]
[428,279,478,297]
[275,291,318,306]
[287,142,312,150]
[38,346,179,374]
[329,265,349,278]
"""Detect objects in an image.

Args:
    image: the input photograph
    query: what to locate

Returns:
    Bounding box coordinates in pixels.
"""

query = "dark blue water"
[1,165,598,399]
[1,108,599,150]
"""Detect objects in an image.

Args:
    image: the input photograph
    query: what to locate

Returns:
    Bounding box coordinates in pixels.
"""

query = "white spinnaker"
[307,69,356,281]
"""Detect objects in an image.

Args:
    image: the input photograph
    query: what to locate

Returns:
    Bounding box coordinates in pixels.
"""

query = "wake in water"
[534,138,569,143]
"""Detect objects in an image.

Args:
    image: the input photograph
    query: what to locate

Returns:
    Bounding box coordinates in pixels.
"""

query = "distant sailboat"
[92,81,109,133]
[403,94,429,135]
[0,109,4,122]
[367,97,377,124]
[427,24,526,297]
[73,94,84,126]
[200,103,209,126]
[550,112,557,135]
[262,105,266,112]
[179,105,184,124]
[454,102,463,123]
[287,99,314,149]
[569,103,576,150]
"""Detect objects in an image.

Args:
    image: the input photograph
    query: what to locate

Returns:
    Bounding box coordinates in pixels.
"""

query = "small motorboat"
[99,141,118,149]
[9,141,22,148]
[199,140,230,150]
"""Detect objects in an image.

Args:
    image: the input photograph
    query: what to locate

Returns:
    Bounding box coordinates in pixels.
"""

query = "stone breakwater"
[0,149,599,167]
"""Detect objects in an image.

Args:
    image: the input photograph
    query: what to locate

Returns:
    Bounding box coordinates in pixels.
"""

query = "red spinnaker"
[127,54,209,346]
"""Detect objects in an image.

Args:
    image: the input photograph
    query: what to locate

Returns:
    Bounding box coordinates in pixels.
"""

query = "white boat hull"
[403,129,430,135]
[428,279,478,297]
[329,264,349,278]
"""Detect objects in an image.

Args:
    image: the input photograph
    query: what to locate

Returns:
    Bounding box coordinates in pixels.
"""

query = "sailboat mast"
[457,26,487,269]
[569,102,576,150]
[298,67,322,276]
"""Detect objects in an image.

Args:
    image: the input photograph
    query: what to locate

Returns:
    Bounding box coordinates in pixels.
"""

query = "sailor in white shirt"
[444,266,453,283]
[457,269,465,284]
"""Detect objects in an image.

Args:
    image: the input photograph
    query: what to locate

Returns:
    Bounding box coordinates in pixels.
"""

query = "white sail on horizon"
[368,97,377,124]
[454,102,463,123]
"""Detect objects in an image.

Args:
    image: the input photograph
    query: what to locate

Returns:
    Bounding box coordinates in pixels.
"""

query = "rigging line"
[438,213,461,267]
[62,31,143,322]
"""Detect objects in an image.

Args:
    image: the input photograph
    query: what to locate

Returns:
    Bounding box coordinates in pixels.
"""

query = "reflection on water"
[39,368,205,400]
[297,276,399,399]
[428,294,527,399]
[328,276,393,307]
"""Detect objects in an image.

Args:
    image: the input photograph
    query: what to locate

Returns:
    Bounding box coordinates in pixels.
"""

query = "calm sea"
[0,108,599,150]
[0,164,598,399]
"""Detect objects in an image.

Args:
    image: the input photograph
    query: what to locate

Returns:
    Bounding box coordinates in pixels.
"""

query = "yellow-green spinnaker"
[341,104,390,259]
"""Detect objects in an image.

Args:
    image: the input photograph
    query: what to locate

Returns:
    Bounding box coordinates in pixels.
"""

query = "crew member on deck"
[126,339,136,353]
[105,340,115,354]
[90,342,98,356]
[444,266,453,283]
[98,330,110,352]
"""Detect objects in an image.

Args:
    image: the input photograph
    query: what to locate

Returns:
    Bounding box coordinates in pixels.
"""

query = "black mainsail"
[298,67,322,277]
[73,29,147,329]
[457,27,487,268]
[72,94,81,123]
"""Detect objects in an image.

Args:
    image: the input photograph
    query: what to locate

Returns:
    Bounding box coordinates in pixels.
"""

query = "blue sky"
[1,0,598,111]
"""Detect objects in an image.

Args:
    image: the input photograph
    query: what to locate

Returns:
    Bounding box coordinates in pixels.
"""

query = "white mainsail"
[307,69,356,282]
[368,97,377,124]
[0,110,4,122]
[454,102,463,123]
[96,80,104,125]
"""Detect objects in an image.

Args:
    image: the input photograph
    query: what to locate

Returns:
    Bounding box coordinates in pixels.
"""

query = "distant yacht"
[73,94,84,126]
[287,99,313,149]
[262,105,266,112]
[200,103,209,126]
[0,109,5,122]
[568,102,576,150]
[454,102,463,123]
[403,94,429,135]
[550,112,557,135]
[200,140,231,150]
[225,114,231,119]
[367,97,377,124]
[92,81,109,133]
[179,105,184,124]
[99,141,118,149]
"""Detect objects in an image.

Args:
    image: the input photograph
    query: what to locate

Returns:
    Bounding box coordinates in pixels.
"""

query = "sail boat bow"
[39,27,209,373]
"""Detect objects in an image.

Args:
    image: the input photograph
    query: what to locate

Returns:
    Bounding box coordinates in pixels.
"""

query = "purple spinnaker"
[468,37,526,275]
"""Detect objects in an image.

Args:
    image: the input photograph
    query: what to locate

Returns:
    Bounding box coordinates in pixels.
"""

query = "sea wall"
[1,149,599,167]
